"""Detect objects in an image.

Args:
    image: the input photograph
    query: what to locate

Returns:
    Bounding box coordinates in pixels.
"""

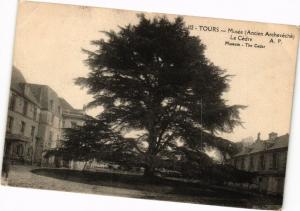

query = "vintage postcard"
[1,1,299,210]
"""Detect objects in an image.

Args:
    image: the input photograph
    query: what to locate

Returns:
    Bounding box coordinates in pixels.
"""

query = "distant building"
[228,132,289,195]
[238,136,255,148]
[4,67,85,166]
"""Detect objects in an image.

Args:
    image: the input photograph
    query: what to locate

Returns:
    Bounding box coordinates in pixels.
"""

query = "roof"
[11,66,27,93]
[267,134,289,150]
[234,134,289,157]
[12,66,26,83]
[10,67,40,106]
[59,97,75,110]
[26,84,54,109]
[26,84,44,102]
[10,66,85,117]
[59,98,85,117]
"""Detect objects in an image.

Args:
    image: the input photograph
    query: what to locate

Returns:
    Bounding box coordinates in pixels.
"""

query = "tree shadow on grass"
[31,168,282,209]
[31,168,214,194]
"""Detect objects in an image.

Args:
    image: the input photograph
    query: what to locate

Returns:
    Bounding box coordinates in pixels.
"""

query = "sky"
[12,2,299,142]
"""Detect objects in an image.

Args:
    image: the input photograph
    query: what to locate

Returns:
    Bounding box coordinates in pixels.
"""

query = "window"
[9,95,16,111]
[33,107,37,120]
[272,153,279,169]
[12,144,24,156]
[16,144,24,156]
[259,154,265,170]
[7,116,14,131]
[282,152,287,169]
[49,100,54,111]
[51,114,55,124]
[241,158,245,170]
[20,121,26,135]
[49,131,53,147]
[27,147,33,157]
[49,131,53,140]
[250,156,254,171]
[31,126,35,137]
[233,159,237,168]
[23,101,28,115]
[58,106,61,115]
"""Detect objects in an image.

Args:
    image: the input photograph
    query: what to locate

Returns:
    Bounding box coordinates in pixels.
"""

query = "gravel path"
[2,165,159,199]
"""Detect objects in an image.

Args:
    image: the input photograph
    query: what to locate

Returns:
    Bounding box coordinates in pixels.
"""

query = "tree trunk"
[144,110,158,178]
[143,140,156,178]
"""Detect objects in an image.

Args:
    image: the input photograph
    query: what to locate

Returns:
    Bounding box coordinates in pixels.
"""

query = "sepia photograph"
[1,1,300,210]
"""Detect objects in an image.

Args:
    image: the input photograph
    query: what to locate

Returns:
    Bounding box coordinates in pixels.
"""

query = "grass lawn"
[30,168,282,209]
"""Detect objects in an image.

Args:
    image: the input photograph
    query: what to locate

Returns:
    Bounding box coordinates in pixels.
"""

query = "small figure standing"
[2,142,12,183]
[2,155,11,180]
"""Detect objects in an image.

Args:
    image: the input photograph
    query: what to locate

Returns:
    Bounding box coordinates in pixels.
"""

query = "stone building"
[4,67,85,166]
[5,67,41,164]
[228,132,289,195]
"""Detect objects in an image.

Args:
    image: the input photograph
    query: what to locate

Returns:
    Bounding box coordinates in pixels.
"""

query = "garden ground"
[2,165,282,209]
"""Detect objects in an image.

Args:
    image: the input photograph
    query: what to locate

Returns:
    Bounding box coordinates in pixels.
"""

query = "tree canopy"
[62,14,244,177]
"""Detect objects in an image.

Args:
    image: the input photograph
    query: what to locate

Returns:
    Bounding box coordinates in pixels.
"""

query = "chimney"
[256,132,261,142]
[269,132,278,141]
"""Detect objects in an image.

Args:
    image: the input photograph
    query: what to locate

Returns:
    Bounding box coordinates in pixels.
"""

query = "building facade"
[4,67,85,166]
[5,67,41,164]
[228,132,289,195]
